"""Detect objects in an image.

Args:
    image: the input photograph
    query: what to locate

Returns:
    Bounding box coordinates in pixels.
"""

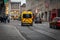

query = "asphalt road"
[10,20,60,40]
[0,20,60,40]
[0,21,26,40]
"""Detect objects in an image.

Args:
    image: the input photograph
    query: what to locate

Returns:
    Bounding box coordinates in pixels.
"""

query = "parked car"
[49,17,60,29]
[34,17,42,23]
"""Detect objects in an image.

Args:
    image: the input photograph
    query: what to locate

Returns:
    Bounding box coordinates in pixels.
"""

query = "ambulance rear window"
[23,14,31,18]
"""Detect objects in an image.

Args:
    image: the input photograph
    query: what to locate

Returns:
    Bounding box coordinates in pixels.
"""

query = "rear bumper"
[21,22,33,25]
[56,24,60,27]
[35,21,42,23]
[50,23,60,28]
[56,25,60,27]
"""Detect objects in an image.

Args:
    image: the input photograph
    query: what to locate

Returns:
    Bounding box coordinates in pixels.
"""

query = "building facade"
[26,0,48,21]
[0,0,6,17]
[8,1,21,19]
[26,0,60,22]
[49,0,60,10]
[45,0,60,21]
[20,3,26,13]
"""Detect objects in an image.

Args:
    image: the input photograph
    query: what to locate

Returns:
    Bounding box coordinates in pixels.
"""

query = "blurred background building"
[26,0,47,21]
[0,0,6,17]
[26,0,60,22]
[4,0,60,21]
[8,0,21,20]
[20,3,26,13]
[49,0,60,10]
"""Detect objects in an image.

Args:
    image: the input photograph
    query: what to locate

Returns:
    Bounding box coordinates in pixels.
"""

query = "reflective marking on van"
[22,18,32,23]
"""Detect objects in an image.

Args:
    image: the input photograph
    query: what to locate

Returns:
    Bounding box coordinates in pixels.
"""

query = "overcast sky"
[11,0,26,5]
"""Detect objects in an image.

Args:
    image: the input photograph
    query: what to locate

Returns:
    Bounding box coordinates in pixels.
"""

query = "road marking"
[14,27,27,40]
[1,23,26,40]
[34,29,56,39]
[28,26,56,39]
[20,23,56,40]
[28,25,56,39]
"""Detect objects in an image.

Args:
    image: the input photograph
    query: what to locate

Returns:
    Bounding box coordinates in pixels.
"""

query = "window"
[11,3,19,9]
[23,14,32,18]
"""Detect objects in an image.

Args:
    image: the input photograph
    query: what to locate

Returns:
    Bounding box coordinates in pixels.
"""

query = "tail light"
[56,20,60,26]
[57,20,60,23]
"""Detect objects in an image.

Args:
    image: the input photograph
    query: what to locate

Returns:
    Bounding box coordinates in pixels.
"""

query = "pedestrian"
[6,15,10,23]
[3,16,6,23]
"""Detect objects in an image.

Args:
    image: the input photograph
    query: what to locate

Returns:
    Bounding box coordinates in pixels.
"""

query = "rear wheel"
[53,25,57,29]
[30,24,33,26]
[21,23,23,26]
[40,21,42,23]
[50,23,52,28]
[50,25,52,28]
